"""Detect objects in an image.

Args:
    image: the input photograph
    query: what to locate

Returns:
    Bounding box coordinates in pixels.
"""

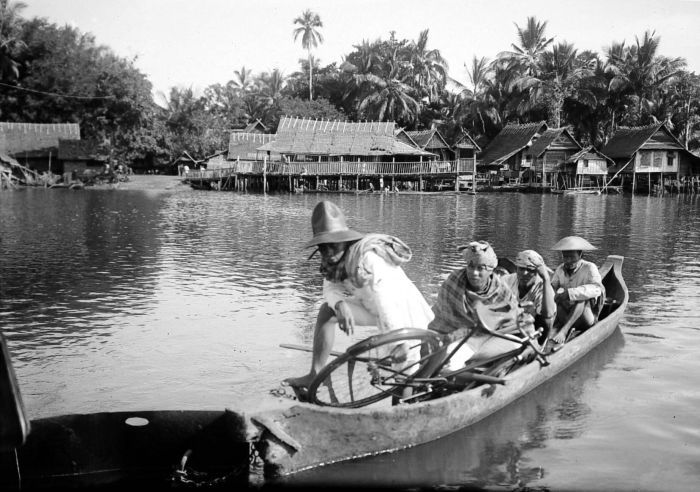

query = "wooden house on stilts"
[523,127,583,188]
[600,123,700,194]
[553,146,612,191]
[477,122,547,186]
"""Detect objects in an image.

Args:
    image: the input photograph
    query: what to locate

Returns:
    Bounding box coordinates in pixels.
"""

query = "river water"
[1,186,699,490]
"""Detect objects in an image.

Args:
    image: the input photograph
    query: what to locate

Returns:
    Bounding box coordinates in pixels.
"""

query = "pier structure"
[184,157,478,193]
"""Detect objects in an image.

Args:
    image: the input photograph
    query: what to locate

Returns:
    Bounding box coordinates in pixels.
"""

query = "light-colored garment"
[323,251,434,331]
[502,272,543,316]
[323,244,434,374]
[551,259,603,302]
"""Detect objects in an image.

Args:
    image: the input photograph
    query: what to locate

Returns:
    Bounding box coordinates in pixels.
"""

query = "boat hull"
[242,255,628,478]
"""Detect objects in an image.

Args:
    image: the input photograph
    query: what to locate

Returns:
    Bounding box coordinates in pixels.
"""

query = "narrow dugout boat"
[0,255,628,489]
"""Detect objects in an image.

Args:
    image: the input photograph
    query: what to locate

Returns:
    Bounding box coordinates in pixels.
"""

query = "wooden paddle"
[280,343,344,357]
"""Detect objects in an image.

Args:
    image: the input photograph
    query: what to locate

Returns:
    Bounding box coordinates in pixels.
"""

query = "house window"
[583,159,589,168]
[639,152,651,168]
[667,152,675,167]
[653,151,663,167]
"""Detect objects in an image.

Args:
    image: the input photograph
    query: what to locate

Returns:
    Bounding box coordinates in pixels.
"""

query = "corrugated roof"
[58,139,110,161]
[0,122,81,156]
[478,121,547,165]
[258,116,434,156]
[526,128,581,157]
[600,123,684,158]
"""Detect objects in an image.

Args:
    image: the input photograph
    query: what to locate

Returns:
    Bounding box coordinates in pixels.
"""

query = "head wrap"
[457,241,498,268]
[514,250,544,269]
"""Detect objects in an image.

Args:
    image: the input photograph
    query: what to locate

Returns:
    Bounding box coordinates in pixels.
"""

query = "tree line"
[1,2,699,167]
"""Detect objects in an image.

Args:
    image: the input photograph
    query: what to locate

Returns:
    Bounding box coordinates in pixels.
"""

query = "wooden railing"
[186,158,477,180]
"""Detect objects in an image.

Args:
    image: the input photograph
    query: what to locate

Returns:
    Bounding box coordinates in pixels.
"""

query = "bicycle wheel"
[307,328,442,408]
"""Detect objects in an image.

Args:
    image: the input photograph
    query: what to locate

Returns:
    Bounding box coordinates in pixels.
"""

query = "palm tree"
[0,0,27,81]
[605,31,686,126]
[293,9,323,101]
[408,29,448,103]
[514,42,595,127]
[232,65,254,94]
[499,16,554,76]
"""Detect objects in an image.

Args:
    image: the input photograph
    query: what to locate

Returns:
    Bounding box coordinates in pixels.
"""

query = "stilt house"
[600,123,700,192]
[522,127,582,186]
[477,122,547,184]
[405,128,454,160]
[0,122,80,173]
[257,116,433,165]
[58,139,111,176]
[554,146,612,190]
[453,130,481,159]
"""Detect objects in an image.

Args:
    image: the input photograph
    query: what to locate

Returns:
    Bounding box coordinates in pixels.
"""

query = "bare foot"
[552,329,568,345]
[283,373,315,389]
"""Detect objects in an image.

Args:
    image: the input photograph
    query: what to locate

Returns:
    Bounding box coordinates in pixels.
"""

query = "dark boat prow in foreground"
[0,255,628,489]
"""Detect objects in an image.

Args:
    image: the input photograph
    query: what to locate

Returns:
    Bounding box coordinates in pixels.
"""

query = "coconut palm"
[605,31,686,125]
[498,16,554,76]
[232,65,254,94]
[0,0,27,81]
[514,42,596,127]
[293,9,323,101]
[408,29,448,103]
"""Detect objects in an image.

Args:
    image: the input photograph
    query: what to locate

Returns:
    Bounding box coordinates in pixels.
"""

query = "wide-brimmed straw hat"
[551,236,598,251]
[304,201,365,248]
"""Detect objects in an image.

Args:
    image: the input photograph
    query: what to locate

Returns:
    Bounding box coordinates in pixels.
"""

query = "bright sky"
[23,0,700,98]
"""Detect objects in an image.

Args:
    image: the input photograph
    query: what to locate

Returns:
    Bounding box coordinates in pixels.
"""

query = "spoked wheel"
[307,328,442,408]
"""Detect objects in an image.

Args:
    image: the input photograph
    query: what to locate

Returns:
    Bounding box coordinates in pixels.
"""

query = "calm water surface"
[1,185,699,490]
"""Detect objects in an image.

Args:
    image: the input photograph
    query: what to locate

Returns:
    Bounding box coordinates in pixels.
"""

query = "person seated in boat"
[284,201,434,392]
[550,236,604,345]
[501,250,556,341]
[428,241,534,372]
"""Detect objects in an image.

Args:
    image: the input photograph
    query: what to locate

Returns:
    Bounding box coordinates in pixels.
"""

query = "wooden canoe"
[0,255,627,488]
[239,254,628,479]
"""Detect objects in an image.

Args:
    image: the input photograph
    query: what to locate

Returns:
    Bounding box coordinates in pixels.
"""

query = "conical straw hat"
[551,236,597,251]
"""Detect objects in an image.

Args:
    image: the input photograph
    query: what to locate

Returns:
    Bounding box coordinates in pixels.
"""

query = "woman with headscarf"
[428,241,530,371]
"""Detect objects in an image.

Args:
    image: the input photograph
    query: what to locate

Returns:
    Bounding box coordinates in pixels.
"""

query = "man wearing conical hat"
[550,236,604,344]
[284,201,434,392]
[501,250,557,341]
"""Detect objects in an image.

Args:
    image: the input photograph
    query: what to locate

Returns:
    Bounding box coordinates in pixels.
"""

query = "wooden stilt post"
[263,156,267,194]
[472,157,477,192]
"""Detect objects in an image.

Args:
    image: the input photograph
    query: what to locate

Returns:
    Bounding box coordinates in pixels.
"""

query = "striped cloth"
[428,268,519,339]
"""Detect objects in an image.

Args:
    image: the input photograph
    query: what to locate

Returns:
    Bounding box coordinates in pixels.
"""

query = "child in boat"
[550,236,605,344]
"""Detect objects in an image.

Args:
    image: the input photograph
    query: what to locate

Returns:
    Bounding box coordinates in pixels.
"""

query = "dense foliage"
[1,3,699,165]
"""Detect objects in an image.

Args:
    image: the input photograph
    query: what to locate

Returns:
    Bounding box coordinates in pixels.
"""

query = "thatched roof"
[405,129,451,150]
[600,123,685,158]
[565,146,614,165]
[257,116,434,157]
[58,139,110,161]
[0,122,80,157]
[478,121,547,165]
[526,128,581,157]
[454,130,481,152]
[228,132,277,160]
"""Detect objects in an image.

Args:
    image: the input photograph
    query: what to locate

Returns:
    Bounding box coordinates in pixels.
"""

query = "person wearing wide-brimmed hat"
[501,250,557,341]
[284,201,434,392]
[550,236,604,345]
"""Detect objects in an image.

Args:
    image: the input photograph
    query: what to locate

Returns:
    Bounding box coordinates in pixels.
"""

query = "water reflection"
[1,188,699,490]
[285,329,624,489]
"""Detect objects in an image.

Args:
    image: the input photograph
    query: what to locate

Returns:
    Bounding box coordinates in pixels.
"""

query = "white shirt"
[322,251,434,332]
[551,259,603,302]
